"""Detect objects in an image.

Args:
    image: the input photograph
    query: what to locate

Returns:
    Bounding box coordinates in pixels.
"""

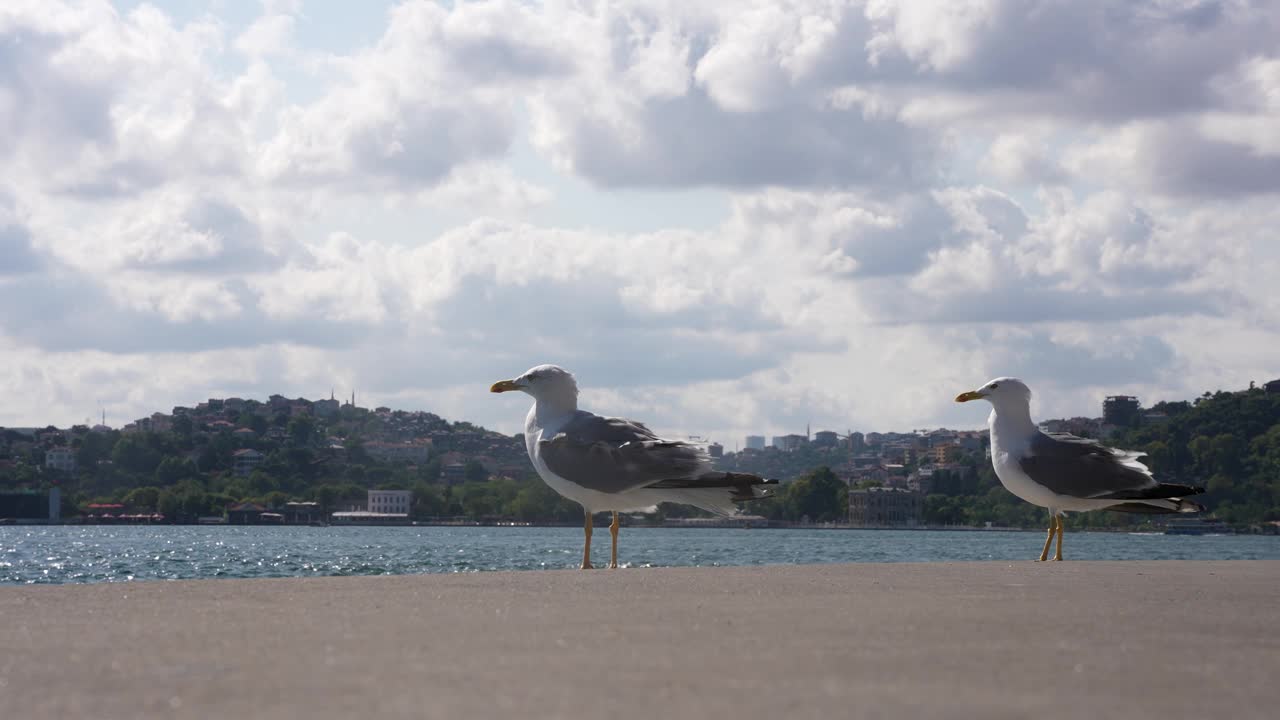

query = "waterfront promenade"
[3,561,1277,719]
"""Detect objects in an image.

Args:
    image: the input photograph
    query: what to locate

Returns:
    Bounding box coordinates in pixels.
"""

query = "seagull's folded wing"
[538,412,712,494]
[1018,431,1157,499]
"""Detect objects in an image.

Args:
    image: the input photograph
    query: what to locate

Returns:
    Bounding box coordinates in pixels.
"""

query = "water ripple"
[0,526,1276,585]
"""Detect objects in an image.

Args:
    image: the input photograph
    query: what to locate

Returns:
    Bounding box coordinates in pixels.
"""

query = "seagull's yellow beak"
[955,390,984,403]
[489,379,522,393]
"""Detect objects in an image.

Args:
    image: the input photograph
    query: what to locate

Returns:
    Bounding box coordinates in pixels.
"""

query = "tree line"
[4,384,1278,527]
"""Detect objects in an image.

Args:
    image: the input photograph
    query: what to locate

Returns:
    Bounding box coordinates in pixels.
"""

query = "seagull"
[490,364,777,569]
[956,377,1205,561]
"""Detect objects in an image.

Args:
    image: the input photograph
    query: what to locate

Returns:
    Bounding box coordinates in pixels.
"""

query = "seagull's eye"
[989,383,999,389]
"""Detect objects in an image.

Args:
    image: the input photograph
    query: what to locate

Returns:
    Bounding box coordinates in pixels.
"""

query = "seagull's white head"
[489,364,579,401]
[955,377,1032,413]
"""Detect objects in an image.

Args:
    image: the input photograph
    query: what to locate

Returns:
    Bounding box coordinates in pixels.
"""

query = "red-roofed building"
[232,448,264,476]
[226,501,267,524]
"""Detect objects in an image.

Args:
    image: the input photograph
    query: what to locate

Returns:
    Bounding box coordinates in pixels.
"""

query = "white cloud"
[1,0,1279,444]
[234,11,295,59]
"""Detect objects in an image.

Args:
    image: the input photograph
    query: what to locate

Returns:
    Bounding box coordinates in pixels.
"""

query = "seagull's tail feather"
[1107,497,1206,514]
[649,472,779,516]
[1096,483,1205,501]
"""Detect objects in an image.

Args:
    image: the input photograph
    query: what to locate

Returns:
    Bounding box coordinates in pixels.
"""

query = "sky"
[1,0,1279,444]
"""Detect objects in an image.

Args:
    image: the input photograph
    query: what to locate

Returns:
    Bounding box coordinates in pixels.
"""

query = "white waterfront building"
[367,490,412,515]
[45,447,77,473]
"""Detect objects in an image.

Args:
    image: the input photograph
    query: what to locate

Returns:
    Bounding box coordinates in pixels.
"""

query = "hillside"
[3,383,1279,528]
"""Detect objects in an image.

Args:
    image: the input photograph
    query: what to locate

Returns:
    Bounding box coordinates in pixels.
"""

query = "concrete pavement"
[2,561,1277,719]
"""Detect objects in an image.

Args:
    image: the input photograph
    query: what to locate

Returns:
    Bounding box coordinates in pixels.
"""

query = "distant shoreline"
[2,518,1239,534]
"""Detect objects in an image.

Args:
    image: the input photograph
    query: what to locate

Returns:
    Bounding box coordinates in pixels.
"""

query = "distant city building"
[364,440,432,465]
[847,432,864,450]
[227,501,267,524]
[226,499,284,520]
[314,397,340,418]
[282,502,323,524]
[232,448,264,476]
[707,442,724,458]
[926,465,978,496]
[745,435,766,451]
[773,434,808,452]
[367,490,411,515]
[848,487,923,527]
[207,420,237,433]
[1040,417,1103,437]
[441,462,467,485]
[850,454,880,468]
[880,443,913,465]
[1103,395,1142,427]
[45,447,77,473]
[928,444,962,464]
[812,431,839,447]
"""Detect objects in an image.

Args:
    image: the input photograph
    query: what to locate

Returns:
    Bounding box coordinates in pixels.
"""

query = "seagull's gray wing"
[538,412,711,494]
[1018,431,1157,499]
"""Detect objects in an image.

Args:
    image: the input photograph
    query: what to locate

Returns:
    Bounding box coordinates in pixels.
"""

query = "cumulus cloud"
[258,0,572,193]
[0,3,254,200]
[1,0,1279,441]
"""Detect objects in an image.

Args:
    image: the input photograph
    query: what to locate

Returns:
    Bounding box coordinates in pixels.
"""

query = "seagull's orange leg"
[609,511,620,569]
[1053,515,1065,561]
[581,510,594,569]
[1037,514,1056,562]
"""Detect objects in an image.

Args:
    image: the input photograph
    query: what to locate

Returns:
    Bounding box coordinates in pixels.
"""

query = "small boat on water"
[1164,517,1231,535]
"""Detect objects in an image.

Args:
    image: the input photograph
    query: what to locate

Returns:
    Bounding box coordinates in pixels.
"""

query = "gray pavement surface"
[2,561,1278,719]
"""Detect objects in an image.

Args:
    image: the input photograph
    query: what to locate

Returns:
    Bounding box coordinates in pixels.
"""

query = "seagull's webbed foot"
[609,511,620,569]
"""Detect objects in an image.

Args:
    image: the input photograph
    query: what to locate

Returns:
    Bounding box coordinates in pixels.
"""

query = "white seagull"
[491,364,776,569]
[956,377,1205,561]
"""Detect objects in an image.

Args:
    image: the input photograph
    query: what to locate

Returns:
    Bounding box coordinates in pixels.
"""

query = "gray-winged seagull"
[491,364,777,569]
[956,377,1205,561]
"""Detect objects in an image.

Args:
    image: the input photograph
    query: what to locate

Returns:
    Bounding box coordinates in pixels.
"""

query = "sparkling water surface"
[2,525,1277,584]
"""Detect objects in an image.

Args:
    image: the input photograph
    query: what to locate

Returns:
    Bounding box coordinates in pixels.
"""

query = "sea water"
[2,525,1277,584]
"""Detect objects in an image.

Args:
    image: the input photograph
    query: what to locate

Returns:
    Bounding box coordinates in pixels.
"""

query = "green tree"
[457,481,499,517]
[419,458,442,484]
[464,460,489,483]
[240,412,267,435]
[288,415,315,446]
[111,434,163,475]
[172,414,194,443]
[263,490,290,509]
[783,467,848,523]
[410,483,447,518]
[154,457,197,485]
[75,430,117,471]
[123,486,161,511]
